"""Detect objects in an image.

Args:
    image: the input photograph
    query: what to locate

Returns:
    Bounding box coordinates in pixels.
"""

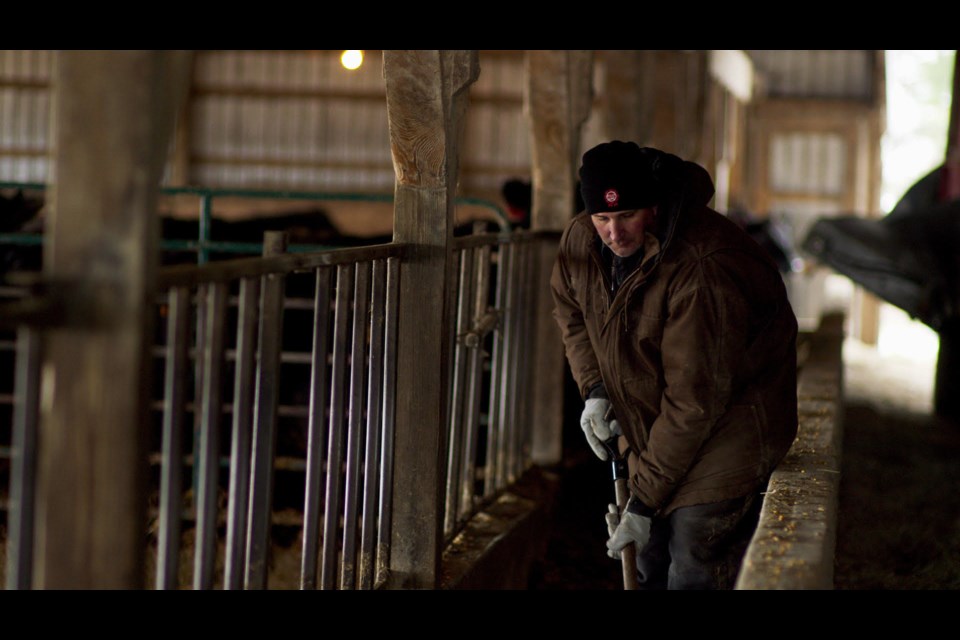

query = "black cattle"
[727,208,802,276]
[0,189,44,234]
[802,165,960,331]
[0,190,44,278]
[160,208,392,257]
[801,164,960,422]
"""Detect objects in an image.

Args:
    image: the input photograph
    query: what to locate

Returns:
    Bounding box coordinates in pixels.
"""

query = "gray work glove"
[579,398,622,461]
[605,503,651,559]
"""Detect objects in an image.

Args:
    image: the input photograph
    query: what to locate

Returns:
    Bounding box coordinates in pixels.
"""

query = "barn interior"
[0,49,957,590]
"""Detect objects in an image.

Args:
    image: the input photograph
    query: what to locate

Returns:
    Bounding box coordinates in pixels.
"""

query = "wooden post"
[934,50,960,421]
[383,50,478,589]
[853,52,887,347]
[526,51,594,465]
[168,56,197,188]
[601,50,655,145]
[939,50,960,201]
[33,50,193,589]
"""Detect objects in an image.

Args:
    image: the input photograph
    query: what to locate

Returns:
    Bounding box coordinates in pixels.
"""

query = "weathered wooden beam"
[526,51,593,466]
[32,50,193,589]
[601,50,656,146]
[169,56,197,188]
[527,50,593,232]
[861,53,886,346]
[708,50,754,104]
[383,50,478,589]
[942,50,960,199]
[752,98,879,124]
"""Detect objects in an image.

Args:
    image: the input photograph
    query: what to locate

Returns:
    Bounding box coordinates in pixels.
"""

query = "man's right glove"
[579,398,621,461]
[605,503,651,559]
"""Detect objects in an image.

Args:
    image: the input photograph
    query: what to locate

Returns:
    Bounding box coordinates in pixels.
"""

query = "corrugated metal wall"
[0,50,534,201]
[192,50,531,198]
[461,52,530,196]
[0,50,52,183]
[190,50,395,192]
[747,50,875,100]
[0,49,882,215]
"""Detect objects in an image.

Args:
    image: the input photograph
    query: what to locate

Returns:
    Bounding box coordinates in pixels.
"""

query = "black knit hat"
[579,141,668,214]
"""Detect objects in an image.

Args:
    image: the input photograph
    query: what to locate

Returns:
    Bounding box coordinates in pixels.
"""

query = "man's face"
[590,207,658,258]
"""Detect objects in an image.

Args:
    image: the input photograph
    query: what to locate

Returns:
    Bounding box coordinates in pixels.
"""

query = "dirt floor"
[526,448,625,590]
[834,330,960,589]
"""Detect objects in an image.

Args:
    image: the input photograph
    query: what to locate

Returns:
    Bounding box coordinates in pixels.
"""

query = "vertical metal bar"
[523,241,540,470]
[459,244,491,519]
[192,284,208,518]
[192,281,228,590]
[244,232,287,590]
[375,256,400,587]
[340,261,371,590]
[321,263,353,590]
[495,242,517,492]
[224,276,261,589]
[5,327,40,590]
[198,193,213,266]
[512,241,534,478]
[516,240,535,477]
[519,242,541,472]
[497,243,523,488]
[156,287,190,590]
[484,241,510,498]
[359,258,386,590]
[502,242,520,485]
[300,266,333,590]
[507,240,524,483]
[443,249,472,537]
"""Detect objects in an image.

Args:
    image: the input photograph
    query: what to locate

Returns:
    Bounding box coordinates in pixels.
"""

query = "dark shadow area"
[527,363,623,590]
[526,449,624,590]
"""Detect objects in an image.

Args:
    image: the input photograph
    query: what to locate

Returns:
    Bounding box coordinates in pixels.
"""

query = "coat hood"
[652,152,716,252]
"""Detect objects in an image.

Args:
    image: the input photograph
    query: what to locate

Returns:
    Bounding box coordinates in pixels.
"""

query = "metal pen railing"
[0,182,510,265]
[1,182,545,588]
[442,230,541,541]
[150,239,405,590]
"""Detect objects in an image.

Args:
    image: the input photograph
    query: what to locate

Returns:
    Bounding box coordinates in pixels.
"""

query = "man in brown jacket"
[551,141,798,589]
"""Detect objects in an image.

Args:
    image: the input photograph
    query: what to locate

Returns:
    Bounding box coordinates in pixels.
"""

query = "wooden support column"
[854,52,888,347]
[934,50,960,421]
[33,51,193,589]
[527,51,594,465]
[601,50,656,145]
[168,56,197,188]
[383,50,478,589]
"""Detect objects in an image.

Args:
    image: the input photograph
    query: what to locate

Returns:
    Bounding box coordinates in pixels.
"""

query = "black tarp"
[802,165,960,331]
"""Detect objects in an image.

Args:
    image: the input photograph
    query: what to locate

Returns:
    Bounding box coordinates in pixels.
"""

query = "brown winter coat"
[551,160,799,516]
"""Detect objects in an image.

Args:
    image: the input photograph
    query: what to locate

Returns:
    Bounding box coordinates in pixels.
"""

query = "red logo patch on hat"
[604,189,619,208]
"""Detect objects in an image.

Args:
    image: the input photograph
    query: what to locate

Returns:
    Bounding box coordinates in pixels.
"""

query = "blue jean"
[634,492,763,590]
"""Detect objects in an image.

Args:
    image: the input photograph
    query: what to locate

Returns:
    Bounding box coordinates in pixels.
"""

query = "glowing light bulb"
[341,50,364,71]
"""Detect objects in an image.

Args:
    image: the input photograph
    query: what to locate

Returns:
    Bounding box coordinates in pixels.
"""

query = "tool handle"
[604,432,639,591]
[614,478,639,590]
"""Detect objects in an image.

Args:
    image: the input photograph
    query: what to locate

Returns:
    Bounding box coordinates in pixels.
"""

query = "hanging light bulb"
[341,50,364,71]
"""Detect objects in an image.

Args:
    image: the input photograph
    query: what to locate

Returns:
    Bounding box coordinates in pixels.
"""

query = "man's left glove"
[605,503,651,559]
